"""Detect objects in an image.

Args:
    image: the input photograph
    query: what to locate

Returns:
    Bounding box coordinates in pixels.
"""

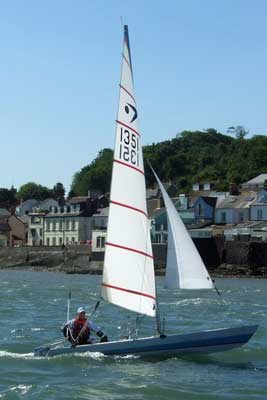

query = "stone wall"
[1,240,267,276]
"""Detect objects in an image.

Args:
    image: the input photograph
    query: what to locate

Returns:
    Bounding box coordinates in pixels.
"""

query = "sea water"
[0,270,266,400]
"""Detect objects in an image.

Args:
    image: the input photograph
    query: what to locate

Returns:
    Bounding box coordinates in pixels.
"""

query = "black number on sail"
[119,127,139,167]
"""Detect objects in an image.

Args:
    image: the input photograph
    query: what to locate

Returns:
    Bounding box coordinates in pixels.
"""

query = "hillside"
[70,129,267,196]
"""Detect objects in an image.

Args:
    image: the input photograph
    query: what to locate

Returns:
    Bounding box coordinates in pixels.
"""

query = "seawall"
[0,239,267,276]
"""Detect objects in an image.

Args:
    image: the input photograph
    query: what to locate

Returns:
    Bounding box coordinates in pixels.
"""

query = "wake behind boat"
[34,25,258,358]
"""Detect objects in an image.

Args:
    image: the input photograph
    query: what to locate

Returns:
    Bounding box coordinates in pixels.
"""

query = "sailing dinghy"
[34,26,257,358]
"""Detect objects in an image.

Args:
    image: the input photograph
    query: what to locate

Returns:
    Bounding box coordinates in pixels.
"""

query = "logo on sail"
[125,103,138,123]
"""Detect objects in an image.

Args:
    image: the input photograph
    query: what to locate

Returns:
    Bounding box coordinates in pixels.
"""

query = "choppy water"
[0,270,266,400]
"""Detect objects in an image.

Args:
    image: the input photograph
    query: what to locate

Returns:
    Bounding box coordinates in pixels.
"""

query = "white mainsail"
[101,26,156,317]
[151,167,214,289]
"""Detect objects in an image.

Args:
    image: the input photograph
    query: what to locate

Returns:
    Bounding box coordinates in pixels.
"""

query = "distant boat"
[34,26,258,358]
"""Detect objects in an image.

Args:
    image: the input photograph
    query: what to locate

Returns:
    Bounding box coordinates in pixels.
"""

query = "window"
[257,209,263,220]
[221,212,226,223]
[239,212,244,223]
[198,203,203,217]
[72,237,75,243]
[46,222,50,231]
[52,237,56,245]
[96,236,101,248]
[155,234,161,243]
[101,236,105,248]
[59,237,62,245]
[46,238,50,246]
[66,220,69,230]
[53,221,56,231]
[40,228,43,237]
[59,220,63,230]
[72,220,75,230]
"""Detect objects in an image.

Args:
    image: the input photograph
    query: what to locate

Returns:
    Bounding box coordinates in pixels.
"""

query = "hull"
[34,325,258,357]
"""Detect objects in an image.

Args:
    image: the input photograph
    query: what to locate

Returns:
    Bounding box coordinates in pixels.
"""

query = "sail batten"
[151,166,214,290]
[101,26,156,317]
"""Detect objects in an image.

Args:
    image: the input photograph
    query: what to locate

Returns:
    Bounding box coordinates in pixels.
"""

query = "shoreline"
[0,264,266,279]
[0,244,266,278]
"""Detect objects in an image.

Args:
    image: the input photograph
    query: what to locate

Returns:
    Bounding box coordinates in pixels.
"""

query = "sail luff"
[101,26,156,317]
[150,165,214,289]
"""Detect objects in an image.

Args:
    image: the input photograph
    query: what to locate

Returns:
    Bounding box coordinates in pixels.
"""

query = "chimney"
[229,183,239,195]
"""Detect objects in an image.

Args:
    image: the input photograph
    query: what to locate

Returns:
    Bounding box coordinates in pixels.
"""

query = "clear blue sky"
[1,1,267,193]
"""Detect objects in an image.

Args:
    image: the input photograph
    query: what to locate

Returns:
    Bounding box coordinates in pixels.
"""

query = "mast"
[101,26,156,317]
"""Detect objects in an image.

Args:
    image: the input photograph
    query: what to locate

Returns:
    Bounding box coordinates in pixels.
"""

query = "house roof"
[197,196,217,207]
[18,215,29,224]
[93,207,109,217]
[18,199,39,207]
[38,198,58,207]
[0,223,11,232]
[242,174,267,186]
[150,207,165,219]
[189,190,213,207]
[0,208,11,217]
[68,197,89,204]
[45,211,86,218]
[146,188,160,199]
[216,191,256,209]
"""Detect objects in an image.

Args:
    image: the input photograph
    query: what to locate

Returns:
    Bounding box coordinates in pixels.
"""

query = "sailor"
[62,306,108,345]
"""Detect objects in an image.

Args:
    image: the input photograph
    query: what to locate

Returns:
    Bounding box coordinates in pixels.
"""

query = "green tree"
[70,129,267,196]
[17,182,53,201]
[70,149,113,196]
[0,187,17,209]
[53,182,65,205]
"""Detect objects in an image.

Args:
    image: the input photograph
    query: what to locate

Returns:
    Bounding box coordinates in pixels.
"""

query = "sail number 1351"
[119,128,139,166]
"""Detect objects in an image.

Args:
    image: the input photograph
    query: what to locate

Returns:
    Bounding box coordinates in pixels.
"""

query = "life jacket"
[71,318,91,344]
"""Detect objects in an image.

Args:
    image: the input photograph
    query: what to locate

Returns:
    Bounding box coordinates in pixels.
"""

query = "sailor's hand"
[100,335,108,343]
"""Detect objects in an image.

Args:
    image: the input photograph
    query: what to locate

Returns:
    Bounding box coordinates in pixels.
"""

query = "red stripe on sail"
[119,84,136,103]
[110,200,148,217]
[106,242,153,259]
[102,282,156,300]
[116,120,140,137]
[114,159,144,175]
[123,54,131,69]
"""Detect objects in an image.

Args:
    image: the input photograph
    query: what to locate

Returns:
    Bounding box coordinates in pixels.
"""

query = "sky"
[1,0,267,193]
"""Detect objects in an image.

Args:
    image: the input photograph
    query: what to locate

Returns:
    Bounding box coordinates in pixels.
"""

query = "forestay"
[101,26,156,317]
[151,167,214,289]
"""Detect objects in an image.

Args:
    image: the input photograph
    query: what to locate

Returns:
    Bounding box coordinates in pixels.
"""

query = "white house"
[28,212,45,246]
[250,189,267,221]
[214,192,256,224]
[44,204,92,246]
[241,174,267,191]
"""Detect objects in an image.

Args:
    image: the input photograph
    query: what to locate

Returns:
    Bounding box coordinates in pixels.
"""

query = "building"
[250,189,267,221]
[0,223,11,246]
[224,221,267,241]
[92,207,109,230]
[214,192,256,224]
[16,199,39,216]
[8,214,26,245]
[194,196,217,223]
[92,230,107,254]
[241,174,267,191]
[0,208,11,246]
[44,200,94,246]
[28,211,46,246]
[150,195,194,243]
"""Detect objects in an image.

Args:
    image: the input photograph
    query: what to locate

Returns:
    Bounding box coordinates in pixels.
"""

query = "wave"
[0,350,34,359]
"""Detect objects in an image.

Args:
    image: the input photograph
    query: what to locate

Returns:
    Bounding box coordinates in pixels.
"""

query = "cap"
[77,307,86,314]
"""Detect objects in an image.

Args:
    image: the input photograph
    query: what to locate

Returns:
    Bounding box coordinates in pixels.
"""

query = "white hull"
[34,325,257,357]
